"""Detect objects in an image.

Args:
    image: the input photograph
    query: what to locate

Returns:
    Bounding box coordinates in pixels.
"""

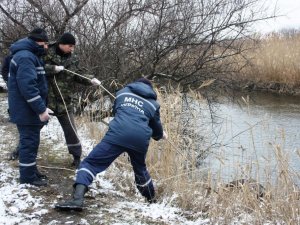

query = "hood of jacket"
[126,82,157,100]
[10,38,46,57]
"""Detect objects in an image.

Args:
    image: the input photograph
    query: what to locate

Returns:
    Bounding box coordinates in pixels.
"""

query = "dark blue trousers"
[76,141,155,201]
[17,124,43,183]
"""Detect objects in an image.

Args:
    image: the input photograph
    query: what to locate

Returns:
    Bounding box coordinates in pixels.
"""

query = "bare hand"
[39,108,53,122]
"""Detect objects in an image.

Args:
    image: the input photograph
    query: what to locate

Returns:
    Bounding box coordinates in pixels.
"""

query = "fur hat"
[136,77,153,87]
[28,28,48,42]
[58,32,76,45]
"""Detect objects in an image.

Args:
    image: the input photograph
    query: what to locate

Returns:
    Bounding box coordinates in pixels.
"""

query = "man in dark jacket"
[2,51,18,160]
[8,28,51,187]
[43,32,100,168]
[2,53,20,160]
[1,54,12,84]
[55,78,167,211]
[8,32,101,167]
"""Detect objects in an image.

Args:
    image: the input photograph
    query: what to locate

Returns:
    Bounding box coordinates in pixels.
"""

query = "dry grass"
[241,33,300,87]
[148,88,300,223]
[79,87,300,224]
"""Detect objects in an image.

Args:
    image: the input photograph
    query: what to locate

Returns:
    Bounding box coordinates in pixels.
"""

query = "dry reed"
[241,33,300,88]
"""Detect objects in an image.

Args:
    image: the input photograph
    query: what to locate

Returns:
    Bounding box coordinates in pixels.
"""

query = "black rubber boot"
[31,178,48,187]
[20,178,48,187]
[147,197,157,204]
[55,184,87,211]
[36,169,48,180]
[71,157,81,169]
[8,149,19,160]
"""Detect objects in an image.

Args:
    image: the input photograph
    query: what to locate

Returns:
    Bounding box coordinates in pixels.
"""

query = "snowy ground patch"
[0,75,7,91]
[0,162,48,225]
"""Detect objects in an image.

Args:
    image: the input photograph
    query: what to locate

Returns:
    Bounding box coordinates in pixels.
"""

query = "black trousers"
[56,113,82,158]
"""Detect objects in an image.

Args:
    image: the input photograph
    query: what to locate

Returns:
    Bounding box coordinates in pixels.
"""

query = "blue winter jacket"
[8,38,48,125]
[102,82,164,152]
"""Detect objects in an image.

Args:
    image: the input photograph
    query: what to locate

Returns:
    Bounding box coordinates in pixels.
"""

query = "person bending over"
[55,78,167,211]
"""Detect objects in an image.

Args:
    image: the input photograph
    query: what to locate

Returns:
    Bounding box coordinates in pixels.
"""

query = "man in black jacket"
[1,54,12,84]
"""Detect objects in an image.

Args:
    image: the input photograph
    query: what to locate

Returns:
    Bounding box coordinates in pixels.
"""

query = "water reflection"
[204,92,300,185]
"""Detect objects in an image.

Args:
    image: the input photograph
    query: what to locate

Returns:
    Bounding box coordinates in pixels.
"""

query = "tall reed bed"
[241,33,300,87]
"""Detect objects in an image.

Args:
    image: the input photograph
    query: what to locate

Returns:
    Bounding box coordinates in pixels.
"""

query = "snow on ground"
[0,75,7,91]
[40,114,96,157]
[0,93,209,225]
[0,162,47,225]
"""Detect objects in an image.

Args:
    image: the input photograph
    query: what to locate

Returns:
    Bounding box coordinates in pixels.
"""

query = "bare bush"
[0,0,272,89]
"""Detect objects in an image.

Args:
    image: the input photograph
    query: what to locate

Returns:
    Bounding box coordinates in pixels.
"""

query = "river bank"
[228,79,300,96]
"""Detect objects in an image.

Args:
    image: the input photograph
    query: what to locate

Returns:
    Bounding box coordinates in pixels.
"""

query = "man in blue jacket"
[8,28,52,187]
[55,78,167,211]
[1,54,12,84]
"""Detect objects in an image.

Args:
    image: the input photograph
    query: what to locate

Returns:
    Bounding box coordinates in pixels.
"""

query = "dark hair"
[58,32,76,45]
[28,28,48,42]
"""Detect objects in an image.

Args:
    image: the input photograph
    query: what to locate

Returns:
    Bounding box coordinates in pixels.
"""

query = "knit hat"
[28,28,49,42]
[136,77,153,87]
[58,32,76,45]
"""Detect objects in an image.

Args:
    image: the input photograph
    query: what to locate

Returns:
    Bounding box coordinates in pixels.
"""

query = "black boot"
[8,149,19,160]
[31,178,48,187]
[55,184,87,211]
[20,178,48,187]
[36,169,48,180]
[147,197,157,204]
[71,157,81,169]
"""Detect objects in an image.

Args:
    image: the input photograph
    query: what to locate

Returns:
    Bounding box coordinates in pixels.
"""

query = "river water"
[202,92,300,185]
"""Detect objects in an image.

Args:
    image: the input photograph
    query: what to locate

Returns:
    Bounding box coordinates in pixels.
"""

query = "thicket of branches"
[0,0,271,90]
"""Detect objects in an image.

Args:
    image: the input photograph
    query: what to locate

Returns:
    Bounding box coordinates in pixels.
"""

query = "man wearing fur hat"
[43,32,101,168]
[8,28,51,187]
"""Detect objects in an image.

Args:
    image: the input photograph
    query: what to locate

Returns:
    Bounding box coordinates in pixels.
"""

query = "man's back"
[102,81,163,152]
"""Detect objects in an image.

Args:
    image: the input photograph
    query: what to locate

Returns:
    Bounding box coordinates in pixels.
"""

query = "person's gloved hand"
[54,65,64,73]
[91,78,101,86]
[162,131,168,140]
[39,108,54,122]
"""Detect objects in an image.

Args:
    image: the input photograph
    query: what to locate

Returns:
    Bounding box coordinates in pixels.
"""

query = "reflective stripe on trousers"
[17,124,43,183]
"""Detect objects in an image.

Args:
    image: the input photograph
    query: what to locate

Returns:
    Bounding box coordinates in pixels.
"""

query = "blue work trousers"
[17,124,43,183]
[76,141,155,200]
